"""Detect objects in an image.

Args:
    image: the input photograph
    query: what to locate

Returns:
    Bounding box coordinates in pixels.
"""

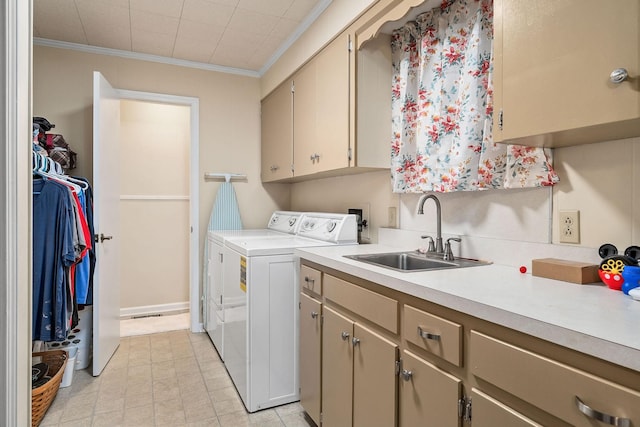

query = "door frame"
[118,89,201,332]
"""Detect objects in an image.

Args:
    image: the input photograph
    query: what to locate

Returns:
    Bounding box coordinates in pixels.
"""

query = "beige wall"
[33,45,291,317]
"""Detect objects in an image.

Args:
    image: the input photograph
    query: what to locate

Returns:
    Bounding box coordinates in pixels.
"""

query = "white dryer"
[223,213,357,412]
[206,211,303,360]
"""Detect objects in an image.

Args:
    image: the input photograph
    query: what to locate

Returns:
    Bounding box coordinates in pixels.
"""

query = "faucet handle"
[421,235,436,253]
[444,237,462,261]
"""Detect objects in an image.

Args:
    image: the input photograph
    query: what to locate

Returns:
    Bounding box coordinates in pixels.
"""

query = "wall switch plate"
[559,210,580,244]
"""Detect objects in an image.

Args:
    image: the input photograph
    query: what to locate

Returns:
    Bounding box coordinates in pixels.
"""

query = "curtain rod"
[204,173,247,183]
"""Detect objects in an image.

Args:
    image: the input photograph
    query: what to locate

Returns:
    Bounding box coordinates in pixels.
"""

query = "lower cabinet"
[298,261,640,427]
[470,330,640,426]
[300,292,322,426]
[399,350,462,427]
[322,306,398,427]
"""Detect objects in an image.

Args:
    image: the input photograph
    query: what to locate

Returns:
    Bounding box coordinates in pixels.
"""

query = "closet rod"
[204,173,247,183]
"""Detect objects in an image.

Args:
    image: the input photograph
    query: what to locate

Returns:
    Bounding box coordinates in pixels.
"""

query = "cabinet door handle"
[575,396,630,427]
[352,337,360,346]
[400,369,413,381]
[417,326,441,341]
[270,165,280,172]
[311,311,319,319]
[341,331,350,340]
[610,68,629,84]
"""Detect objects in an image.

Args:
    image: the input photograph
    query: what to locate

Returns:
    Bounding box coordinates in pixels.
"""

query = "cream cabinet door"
[471,388,542,427]
[292,59,317,177]
[299,293,322,426]
[293,32,351,177]
[353,322,398,427]
[399,350,461,427]
[314,31,350,173]
[322,306,354,427]
[494,0,640,146]
[261,80,293,182]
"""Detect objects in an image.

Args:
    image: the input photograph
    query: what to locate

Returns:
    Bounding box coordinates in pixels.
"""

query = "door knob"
[95,233,113,243]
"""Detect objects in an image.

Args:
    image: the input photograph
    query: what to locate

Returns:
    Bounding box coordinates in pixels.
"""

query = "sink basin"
[343,251,490,272]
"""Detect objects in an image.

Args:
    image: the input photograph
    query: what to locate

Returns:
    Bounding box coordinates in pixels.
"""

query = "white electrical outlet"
[559,210,580,244]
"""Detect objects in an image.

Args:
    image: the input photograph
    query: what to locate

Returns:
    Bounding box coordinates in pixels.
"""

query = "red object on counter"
[519,266,527,274]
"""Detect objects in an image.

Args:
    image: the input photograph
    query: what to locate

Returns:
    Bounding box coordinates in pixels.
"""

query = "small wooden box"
[531,258,600,284]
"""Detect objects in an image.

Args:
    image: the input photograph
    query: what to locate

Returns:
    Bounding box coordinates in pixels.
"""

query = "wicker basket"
[31,350,67,427]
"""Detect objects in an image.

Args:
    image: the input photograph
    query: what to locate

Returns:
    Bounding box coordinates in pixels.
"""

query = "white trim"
[33,38,260,78]
[120,195,189,201]
[3,0,32,425]
[120,302,190,318]
[116,89,201,333]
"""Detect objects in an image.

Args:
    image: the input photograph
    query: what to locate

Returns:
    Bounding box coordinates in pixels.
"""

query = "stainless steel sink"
[343,251,491,272]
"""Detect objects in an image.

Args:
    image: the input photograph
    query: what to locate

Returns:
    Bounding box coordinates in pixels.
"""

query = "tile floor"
[40,330,316,426]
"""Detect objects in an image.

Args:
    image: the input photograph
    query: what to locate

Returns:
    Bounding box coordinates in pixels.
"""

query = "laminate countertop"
[295,243,640,372]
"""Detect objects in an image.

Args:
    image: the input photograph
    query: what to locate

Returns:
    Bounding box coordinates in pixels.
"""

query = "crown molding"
[33,37,261,78]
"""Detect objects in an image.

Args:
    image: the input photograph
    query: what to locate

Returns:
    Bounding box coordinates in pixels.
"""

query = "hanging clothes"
[32,148,95,342]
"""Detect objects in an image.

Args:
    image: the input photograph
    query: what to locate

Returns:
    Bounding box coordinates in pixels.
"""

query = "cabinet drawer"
[300,265,322,297]
[471,388,542,427]
[470,331,640,426]
[403,304,462,367]
[324,274,398,334]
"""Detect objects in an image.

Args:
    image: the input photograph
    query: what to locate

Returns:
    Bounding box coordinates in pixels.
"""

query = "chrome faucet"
[417,194,443,254]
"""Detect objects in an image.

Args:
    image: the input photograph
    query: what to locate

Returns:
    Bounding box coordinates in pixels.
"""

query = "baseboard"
[120,302,190,319]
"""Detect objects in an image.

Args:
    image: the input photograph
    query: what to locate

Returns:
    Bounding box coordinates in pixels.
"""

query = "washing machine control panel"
[268,211,303,234]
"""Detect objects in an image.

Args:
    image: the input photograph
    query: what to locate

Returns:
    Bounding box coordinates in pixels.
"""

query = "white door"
[92,71,121,376]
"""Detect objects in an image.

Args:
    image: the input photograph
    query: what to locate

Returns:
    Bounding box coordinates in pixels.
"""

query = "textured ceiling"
[33,0,327,74]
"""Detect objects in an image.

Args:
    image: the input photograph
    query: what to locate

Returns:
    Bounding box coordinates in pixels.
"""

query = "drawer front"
[403,304,462,367]
[470,331,640,426]
[300,265,322,297]
[471,388,542,427]
[324,274,398,334]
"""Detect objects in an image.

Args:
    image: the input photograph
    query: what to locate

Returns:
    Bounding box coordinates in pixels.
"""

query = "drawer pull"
[310,311,319,319]
[417,326,441,341]
[304,276,315,285]
[575,396,630,427]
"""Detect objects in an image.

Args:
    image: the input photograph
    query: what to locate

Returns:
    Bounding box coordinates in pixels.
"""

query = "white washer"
[223,213,357,412]
[206,211,304,360]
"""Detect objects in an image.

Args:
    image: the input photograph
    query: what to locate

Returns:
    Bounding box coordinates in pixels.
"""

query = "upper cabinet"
[260,2,395,183]
[261,80,293,182]
[493,0,640,147]
[293,32,351,177]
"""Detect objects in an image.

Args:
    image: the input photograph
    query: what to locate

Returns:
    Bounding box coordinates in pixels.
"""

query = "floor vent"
[131,313,163,319]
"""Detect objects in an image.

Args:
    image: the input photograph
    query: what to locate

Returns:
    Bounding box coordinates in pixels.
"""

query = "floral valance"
[390,0,558,193]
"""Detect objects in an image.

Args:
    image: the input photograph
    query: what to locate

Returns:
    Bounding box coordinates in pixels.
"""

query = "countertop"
[295,243,640,372]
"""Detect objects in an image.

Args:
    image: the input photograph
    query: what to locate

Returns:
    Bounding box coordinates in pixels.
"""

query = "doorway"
[119,99,191,332]
[117,90,200,333]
